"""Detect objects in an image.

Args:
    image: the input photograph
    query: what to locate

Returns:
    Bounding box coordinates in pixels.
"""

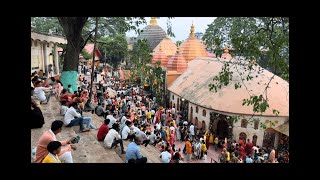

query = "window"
[241,119,247,128]
[254,120,259,130]
[202,110,206,117]
[196,106,198,113]
[172,95,174,100]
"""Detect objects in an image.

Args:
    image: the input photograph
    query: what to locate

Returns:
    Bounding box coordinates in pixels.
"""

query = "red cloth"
[97,124,109,141]
[170,133,175,146]
[245,142,253,156]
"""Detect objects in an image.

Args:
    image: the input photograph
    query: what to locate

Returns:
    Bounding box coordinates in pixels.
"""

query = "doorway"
[217,120,228,139]
[262,128,276,149]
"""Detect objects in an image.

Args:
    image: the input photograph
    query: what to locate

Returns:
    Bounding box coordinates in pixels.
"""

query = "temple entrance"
[239,132,247,141]
[262,128,276,149]
[252,135,258,146]
[217,120,229,139]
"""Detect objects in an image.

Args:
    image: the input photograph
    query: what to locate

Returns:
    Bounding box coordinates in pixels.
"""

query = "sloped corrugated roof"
[168,57,289,116]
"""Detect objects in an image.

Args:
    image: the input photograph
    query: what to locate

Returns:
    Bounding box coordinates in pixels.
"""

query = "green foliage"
[260,122,267,129]
[203,17,289,80]
[31,17,64,36]
[176,40,183,47]
[272,109,280,116]
[98,34,128,70]
[242,95,269,114]
[81,49,92,60]
[205,17,288,116]
[208,62,233,92]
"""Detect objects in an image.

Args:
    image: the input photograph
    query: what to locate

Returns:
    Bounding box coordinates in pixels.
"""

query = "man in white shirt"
[104,123,125,154]
[160,147,172,163]
[64,102,90,132]
[121,121,134,140]
[106,112,117,129]
[33,81,52,104]
[189,123,195,137]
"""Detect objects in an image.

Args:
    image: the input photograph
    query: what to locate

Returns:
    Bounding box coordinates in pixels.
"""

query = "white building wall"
[232,115,288,147]
[188,103,210,131]
[169,91,288,148]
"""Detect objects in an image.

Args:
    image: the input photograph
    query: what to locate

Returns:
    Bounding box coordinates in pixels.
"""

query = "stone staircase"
[31,96,165,163]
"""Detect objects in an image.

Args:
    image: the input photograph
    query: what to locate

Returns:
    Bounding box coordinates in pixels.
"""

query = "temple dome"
[152,44,168,66]
[153,35,177,57]
[221,47,232,59]
[136,17,167,50]
[179,23,208,62]
[167,47,188,73]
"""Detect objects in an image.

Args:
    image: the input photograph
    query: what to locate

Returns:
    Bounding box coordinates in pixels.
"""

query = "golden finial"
[159,44,163,51]
[224,47,229,53]
[150,17,157,25]
[165,34,169,39]
[190,21,195,37]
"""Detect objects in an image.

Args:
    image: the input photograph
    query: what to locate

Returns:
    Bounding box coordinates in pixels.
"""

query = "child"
[42,141,62,163]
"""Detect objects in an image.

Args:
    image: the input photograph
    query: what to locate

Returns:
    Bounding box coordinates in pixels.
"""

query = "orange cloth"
[186,141,192,154]
[34,130,71,163]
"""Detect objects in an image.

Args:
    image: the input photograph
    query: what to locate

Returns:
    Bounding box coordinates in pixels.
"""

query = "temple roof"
[153,35,177,57]
[221,47,232,59]
[136,17,167,50]
[179,23,208,62]
[166,47,188,73]
[168,57,289,116]
[152,44,168,66]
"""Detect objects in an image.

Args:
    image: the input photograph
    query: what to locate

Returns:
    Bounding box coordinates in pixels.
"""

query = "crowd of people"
[31,66,289,163]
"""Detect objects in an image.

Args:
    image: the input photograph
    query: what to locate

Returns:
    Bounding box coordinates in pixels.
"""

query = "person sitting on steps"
[104,123,126,154]
[63,102,90,133]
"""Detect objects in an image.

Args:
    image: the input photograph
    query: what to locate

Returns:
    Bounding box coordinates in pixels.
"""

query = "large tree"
[203,17,289,127]
[57,17,89,92]
[54,17,147,92]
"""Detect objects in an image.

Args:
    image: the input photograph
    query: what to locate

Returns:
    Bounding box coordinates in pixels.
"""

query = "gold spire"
[190,21,195,37]
[165,34,169,39]
[224,47,229,53]
[150,17,158,25]
[159,44,163,51]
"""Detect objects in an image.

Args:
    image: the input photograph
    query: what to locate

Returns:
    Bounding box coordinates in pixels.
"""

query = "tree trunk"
[57,17,88,92]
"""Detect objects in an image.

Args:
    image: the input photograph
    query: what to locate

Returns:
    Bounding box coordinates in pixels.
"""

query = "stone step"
[31,96,123,163]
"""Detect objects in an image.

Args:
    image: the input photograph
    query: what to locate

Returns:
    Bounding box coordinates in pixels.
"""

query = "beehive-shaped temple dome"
[152,44,168,66]
[167,47,188,73]
[136,17,167,50]
[153,35,177,57]
[179,22,207,62]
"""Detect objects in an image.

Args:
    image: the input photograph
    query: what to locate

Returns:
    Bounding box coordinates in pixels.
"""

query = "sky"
[126,17,216,43]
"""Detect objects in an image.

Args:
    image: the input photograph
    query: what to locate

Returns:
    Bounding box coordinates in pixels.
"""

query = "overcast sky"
[126,17,216,43]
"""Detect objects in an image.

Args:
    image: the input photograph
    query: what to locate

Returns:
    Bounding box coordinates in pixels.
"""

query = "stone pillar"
[43,43,48,75]
[53,44,60,75]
